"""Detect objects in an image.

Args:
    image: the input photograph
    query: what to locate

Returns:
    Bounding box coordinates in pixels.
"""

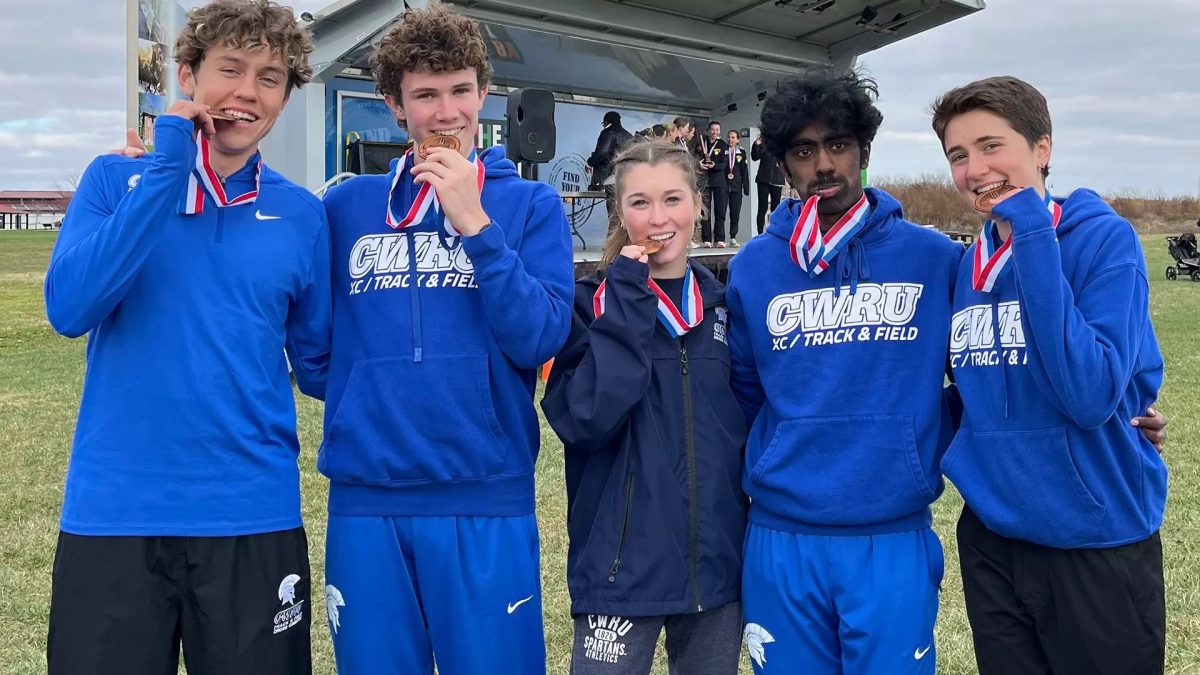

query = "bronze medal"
[634,238,665,254]
[973,183,1018,213]
[727,172,735,180]
[417,134,461,159]
[207,111,240,121]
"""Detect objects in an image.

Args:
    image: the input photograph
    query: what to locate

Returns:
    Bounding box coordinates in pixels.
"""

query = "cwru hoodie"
[942,187,1166,549]
[727,187,964,536]
[44,114,332,536]
[319,147,574,517]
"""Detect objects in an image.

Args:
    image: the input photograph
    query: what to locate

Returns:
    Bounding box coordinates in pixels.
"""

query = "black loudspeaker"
[347,140,409,175]
[505,89,555,163]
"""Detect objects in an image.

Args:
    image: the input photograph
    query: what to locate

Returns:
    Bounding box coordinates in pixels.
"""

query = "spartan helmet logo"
[326,584,346,635]
[743,622,775,668]
[277,574,302,606]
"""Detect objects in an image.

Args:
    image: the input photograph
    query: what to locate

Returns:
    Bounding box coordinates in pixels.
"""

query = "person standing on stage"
[751,132,785,235]
[724,129,751,247]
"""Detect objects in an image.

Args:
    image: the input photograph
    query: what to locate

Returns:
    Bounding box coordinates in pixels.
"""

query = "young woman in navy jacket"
[542,140,747,675]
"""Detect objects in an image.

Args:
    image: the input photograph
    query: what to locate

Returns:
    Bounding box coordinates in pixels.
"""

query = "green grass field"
[1,230,1197,674]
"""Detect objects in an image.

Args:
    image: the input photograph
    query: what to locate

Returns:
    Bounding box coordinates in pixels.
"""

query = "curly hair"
[174,0,313,93]
[371,5,493,103]
[601,139,704,265]
[759,69,883,164]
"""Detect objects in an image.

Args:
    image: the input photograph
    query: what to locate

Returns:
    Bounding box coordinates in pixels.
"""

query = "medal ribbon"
[385,146,485,237]
[182,131,261,215]
[972,193,1061,293]
[787,192,871,276]
[592,265,703,339]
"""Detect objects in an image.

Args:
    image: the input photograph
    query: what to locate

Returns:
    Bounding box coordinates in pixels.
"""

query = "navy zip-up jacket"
[542,256,748,617]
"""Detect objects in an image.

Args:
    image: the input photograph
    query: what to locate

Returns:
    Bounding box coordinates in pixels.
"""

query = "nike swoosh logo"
[255,210,281,220]
[506,595,534,614]
[914,645,931,660]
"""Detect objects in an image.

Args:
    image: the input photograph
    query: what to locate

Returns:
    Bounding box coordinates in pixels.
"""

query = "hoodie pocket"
[942,427,1105,547]
[747,415,935,526]
[321,354,511,484]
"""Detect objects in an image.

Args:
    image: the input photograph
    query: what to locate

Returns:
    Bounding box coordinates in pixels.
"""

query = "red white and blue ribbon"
[593,265,703,339]
[386,146,485,237]
[972,192,1062,293]
[182,131,261,215]
[788,192,870,276]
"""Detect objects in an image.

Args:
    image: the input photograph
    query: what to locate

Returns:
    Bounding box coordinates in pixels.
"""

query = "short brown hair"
[370,5,493,103]
[174,0,313,93]
[601,140,704,265]
[930,76,1052,178]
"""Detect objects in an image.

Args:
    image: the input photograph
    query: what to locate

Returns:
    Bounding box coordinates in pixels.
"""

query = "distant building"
[0,191,73,229]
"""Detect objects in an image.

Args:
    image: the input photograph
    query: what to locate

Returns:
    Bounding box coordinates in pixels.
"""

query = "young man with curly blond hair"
[317,5,573,674]
[44,1,327,673]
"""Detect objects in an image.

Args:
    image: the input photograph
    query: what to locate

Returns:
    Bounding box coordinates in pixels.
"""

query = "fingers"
[618,244,649,262]
[125,128,147,152]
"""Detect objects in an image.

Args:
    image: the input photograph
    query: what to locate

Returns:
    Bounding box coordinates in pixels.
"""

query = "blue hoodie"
[319,147,574,516]
[44,114,332,536]
[942,188,1166,548]
[727,187,964,535]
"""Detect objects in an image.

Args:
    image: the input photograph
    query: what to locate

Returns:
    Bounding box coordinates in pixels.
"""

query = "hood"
[764,187,904,245]
[1056,188,1118,237]
[762,187,905,296]
[584,257,726,308]
[385,145,520,181]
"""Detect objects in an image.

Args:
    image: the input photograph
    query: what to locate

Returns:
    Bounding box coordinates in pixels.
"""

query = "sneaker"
[729,237,740,247]
[716,241,727,248]
[702,241,713,248]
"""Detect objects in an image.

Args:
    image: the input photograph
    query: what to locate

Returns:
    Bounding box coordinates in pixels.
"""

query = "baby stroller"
[1165,231,1200,281]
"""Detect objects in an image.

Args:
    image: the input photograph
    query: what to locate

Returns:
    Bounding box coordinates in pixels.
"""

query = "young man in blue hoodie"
[727,71,964,674]
[318,6,574,674]
[932,76,1167,675]
[44,1,328,673]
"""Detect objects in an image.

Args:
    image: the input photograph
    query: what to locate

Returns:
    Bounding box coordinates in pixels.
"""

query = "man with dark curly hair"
[317,4,572,674]
[45,1,326,673]
[725,70,965,674]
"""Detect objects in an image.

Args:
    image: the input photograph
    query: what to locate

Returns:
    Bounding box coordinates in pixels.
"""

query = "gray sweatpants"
[570,601,742,675]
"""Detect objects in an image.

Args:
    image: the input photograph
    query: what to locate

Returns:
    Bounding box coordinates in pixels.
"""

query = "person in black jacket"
[589,111,634,230]
[697,121,729,247]
[542,139,747,675]
[750,132,785,235]
[724,130,751,246]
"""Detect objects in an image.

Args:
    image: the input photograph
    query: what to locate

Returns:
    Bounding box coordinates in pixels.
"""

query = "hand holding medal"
[411,136,490,236]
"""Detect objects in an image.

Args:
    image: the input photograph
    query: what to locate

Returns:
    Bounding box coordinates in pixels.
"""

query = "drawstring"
[833,237,870,296]
[989,294,1009,419]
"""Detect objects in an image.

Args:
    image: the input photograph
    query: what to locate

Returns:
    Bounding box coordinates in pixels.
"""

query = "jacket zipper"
[680,341,703,612]
[607,471,636,582]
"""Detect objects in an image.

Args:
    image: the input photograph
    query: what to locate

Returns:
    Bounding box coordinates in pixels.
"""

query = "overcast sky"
[2,0,1197,197]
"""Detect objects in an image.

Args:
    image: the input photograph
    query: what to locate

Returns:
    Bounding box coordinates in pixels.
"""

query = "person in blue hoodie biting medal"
[542,139,748,675]
[44,2,329,672]
[317,5,574,674]
[932,76,1167,675]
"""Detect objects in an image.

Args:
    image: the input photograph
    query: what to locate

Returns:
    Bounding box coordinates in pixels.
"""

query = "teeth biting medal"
[418,134,461,159]
[973,183,1018,212]
[634,238,665,254]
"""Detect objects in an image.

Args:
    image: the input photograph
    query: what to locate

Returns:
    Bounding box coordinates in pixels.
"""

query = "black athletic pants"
[703,186,727,244]
[726,189,744,240]
[756,183,782,234]
[48,528,312,675]
[958,506,1164,675]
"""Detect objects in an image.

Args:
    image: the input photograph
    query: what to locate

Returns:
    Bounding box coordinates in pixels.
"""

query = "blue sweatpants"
[741,524,943,675]
[324,513,546,675]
